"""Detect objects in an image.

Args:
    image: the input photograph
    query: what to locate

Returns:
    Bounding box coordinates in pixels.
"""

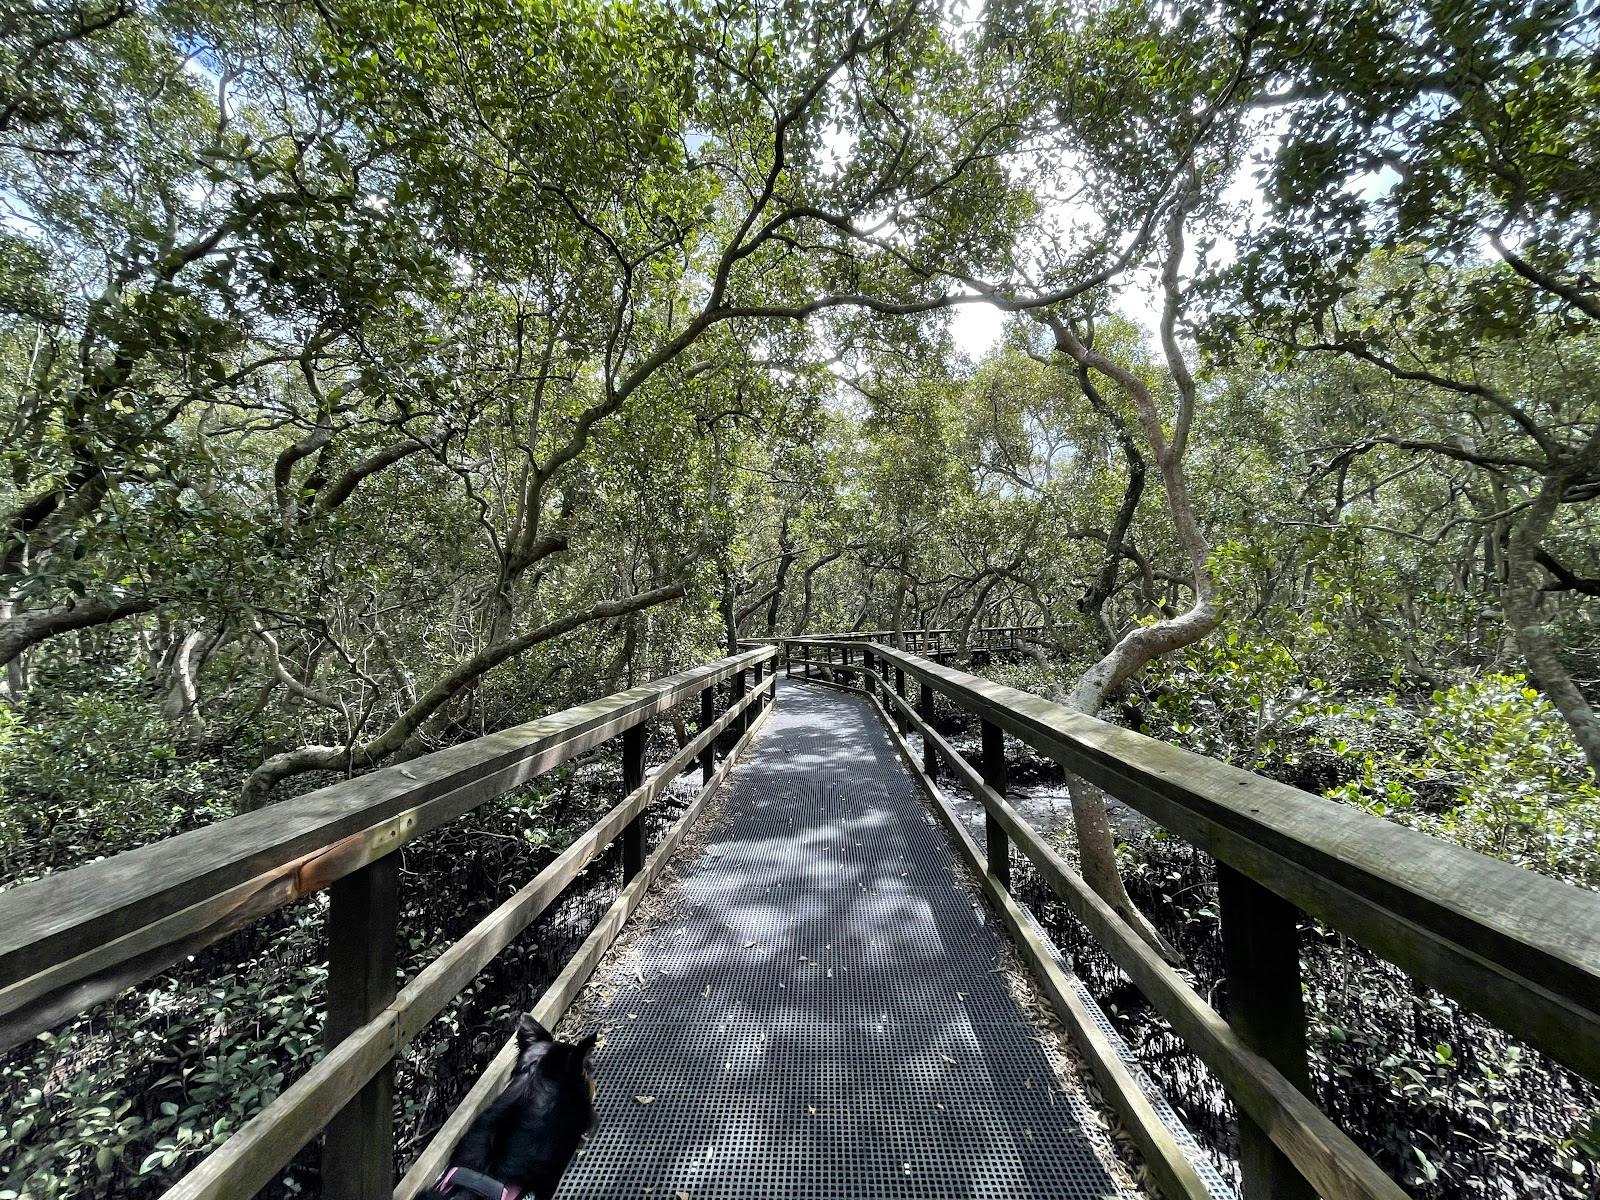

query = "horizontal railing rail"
[815,625,1046,654]
[784,637,1600,1200]
[0,645,778,1199]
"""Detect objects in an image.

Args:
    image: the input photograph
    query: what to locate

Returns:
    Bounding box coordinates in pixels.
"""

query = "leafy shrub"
[1140,625,1355,773]
[0,910,326,1200]
[981,656,1069,699]
[1326,675,1600,887]
[0,658,236,889]
[1139,623,1599,889]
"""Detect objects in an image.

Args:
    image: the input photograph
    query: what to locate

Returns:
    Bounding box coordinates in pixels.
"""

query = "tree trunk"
[1074,361,1147,650]
[159,624,221,738]
[1041,196,1219,964]
[795,549,842,633]
[718,574,740,655]
[890,549,911,647]
[1503,463,1600,772]
[0,595,159,671]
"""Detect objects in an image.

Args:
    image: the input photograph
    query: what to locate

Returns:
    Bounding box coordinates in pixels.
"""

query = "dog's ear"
[555,1032,598,1079]
[516,1013,552,1048]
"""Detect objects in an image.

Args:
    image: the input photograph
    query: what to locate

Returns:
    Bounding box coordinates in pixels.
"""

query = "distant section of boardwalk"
[557,681,1137,1200]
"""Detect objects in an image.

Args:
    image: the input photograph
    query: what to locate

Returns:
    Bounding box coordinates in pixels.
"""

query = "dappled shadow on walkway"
[555,681,1132,1200]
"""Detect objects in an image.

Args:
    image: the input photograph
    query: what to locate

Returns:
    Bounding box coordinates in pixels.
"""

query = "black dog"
[423,1014,599,1200]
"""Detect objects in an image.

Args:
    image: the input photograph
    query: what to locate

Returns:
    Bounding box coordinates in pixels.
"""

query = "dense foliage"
[2,0,1597,1196]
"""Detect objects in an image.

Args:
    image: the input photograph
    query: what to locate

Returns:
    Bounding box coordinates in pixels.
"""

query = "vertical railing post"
[753,659,766,712]
[1218,865,1315,1200]
[894,667,909,733]
[700,683,715,785]
[919,680,938,779]
[862,648,874,699]
[323,859,398,1199]
[980,719,1010,890]
[735,667,749,733]
[621,723,646,880]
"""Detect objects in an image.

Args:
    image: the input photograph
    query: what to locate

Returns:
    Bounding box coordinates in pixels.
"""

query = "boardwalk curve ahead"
[558,681,1135,1200]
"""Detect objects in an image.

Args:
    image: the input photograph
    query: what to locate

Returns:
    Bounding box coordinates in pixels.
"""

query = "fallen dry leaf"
[635,1095,656,1105]
[743,940,757,949]
[941,1054,957,1065]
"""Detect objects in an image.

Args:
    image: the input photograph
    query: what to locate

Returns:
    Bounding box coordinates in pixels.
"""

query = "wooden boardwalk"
[556,681,1139,1200]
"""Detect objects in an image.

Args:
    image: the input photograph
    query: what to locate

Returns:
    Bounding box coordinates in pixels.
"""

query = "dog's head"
[513,1014,599,1111]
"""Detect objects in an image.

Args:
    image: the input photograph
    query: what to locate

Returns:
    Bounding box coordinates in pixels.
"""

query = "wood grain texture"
[791,637,1600,1085]
[323,859,399,1200]
[980,718,1010,890]
[1220,865,1316,1200]
[621,724,646,881]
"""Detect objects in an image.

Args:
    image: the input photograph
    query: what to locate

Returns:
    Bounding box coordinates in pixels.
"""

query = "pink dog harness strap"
[436,1166,523,1200]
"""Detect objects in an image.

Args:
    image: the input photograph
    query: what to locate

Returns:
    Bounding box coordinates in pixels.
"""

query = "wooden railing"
[823,625,1046,656]
[784,637,1600,1200]
[0,645,778,1199]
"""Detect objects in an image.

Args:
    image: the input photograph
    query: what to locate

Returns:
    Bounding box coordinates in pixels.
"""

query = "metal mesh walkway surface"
[556,680,1137,1200]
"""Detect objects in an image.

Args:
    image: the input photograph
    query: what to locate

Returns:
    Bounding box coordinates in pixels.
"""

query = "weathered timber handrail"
[790,638,1600,1074]
[784,637,1600,1200]
[0,646,774,1048]
[0,645,778,1199]
[165,672,776,1200]
[818,625,1046,653]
